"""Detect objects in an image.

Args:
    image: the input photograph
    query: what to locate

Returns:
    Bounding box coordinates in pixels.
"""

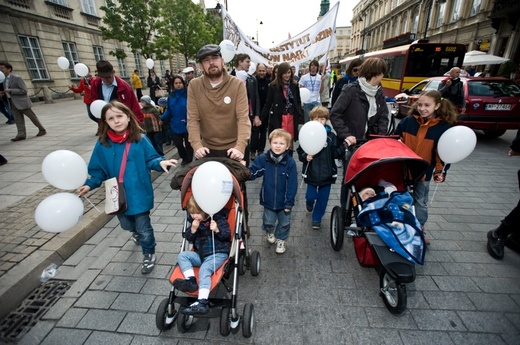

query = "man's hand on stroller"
[227,148,244,161]
[195,147,210,159]
[345,136,357,146]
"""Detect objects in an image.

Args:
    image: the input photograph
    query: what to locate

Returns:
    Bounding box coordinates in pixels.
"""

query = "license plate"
[485,104,511,111]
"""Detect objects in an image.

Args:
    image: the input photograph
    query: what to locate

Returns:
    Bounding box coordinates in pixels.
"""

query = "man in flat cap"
[90,60,143,123]
[187,44,250,161]
[182,66,195,85]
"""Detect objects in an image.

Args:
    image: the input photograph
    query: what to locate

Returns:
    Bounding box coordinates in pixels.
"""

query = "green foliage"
[100,0,161,59]
[154,0,219,65]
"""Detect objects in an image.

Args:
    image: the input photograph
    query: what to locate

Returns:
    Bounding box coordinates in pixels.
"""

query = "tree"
[154,0,217,65]
[99,0,160,59]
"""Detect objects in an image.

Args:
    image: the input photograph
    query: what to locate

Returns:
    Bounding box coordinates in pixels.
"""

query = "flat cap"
[196,44,221,61]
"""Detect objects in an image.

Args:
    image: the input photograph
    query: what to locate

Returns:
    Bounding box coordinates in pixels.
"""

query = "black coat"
[329,80,389,141]
[261,82,303,140]
[297,126,344,186]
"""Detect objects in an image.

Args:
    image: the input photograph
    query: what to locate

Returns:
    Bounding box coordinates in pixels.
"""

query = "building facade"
[0,0,185,103]
[349,0,519,73]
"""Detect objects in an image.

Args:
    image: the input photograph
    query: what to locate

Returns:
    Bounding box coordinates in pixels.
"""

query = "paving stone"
[56,308,88,328]
[77,309,126,331]
[40,328,91,345]
[84,331,133,345]
[350,327,402,345]
[74,290,119,309]
[466,292,519,312]
[110,292,156,313]
[411,309,466,331]
[431,276,481,292]
[117,312,160,336]
[422,291,475,310]
[17,320,55,345]
[400,330,454,345]
[42,297,77,320]
[457,310,517,333]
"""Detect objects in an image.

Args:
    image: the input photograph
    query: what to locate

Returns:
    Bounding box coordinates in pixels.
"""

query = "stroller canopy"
[345,138,429,189]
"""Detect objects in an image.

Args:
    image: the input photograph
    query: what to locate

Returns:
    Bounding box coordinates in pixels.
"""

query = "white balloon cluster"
[35,150,89,233]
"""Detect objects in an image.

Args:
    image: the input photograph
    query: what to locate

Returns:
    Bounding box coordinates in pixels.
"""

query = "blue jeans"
[303,101,320,123]
[306,184,332,223]
[117,212,156,255]
[177,251,228,290]
[262,207,292,240]
[413,181,429,226]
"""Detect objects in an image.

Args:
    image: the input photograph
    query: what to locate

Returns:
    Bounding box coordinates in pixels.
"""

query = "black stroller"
[330,138,428,314]
[156,161,260,337]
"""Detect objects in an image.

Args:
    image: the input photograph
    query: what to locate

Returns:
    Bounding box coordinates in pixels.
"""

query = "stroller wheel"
[250,251,260,276]
[242,303,255,338]
[330,206,345,251]
[220,307,231,336]
[380,271,407,314]
[238,253,246,275]
[177,311,194,333]
[156,298,177,331]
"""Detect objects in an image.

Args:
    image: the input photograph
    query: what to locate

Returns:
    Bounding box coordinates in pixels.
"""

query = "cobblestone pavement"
[1,99,519,344]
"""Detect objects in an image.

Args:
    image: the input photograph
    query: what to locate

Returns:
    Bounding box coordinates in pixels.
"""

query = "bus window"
[390,55,405,79]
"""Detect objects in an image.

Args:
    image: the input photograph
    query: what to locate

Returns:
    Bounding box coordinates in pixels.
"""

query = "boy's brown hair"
[269,128,292,146]
[310,106,330,121]
[186,195,208,219]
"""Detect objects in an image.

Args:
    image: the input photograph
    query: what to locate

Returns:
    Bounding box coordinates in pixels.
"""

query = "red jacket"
[90,75,144,123]
[70,76,95,104]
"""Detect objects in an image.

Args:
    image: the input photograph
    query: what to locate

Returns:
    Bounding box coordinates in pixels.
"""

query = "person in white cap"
[182,66,195,85]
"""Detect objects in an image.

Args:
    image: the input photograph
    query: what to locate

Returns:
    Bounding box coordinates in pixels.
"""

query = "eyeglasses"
[352,68,359,72]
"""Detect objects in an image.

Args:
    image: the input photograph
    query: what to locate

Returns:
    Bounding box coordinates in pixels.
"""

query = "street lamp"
[256,20,263,46]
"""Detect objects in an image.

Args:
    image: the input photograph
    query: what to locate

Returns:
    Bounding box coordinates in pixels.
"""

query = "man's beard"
[205,66,223,79]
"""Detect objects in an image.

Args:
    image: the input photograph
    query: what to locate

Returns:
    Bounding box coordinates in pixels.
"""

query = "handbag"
[105,142,131,215]
[281,113,294,139]
[155,87,167,98]
[353,234,378,267]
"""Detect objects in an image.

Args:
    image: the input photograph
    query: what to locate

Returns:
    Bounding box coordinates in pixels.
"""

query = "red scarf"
[107,129,129,144]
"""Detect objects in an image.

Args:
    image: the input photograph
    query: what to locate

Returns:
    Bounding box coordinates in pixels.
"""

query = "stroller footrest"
[385,262,416,284]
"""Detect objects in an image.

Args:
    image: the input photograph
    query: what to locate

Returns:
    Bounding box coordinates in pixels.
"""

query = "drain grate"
[0,280,71,343]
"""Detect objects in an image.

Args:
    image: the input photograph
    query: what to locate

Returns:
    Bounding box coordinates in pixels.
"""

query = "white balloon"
[236,70,248,82]
[42,150,88,190]
[298,121,327,155]
[300,88,311,103]
[35,193,84,233]
[90,100,107,119]
[57,56,70,70]
[248,61,256,75]
[0,71,5,83]
[191,161,233,215]
[74,63,89,77]
[437,126,477,164]
[219,40,236,63]
[146,58,154,69]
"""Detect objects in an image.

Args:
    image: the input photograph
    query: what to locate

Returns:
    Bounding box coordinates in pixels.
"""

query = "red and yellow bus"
[339,41,466,97]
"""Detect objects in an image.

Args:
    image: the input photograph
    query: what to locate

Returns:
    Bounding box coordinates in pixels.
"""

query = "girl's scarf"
[107,129,129,144]
[358,77,379,119]
[283,83,294,113]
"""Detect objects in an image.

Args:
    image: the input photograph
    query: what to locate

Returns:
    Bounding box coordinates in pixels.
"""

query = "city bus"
[339,41,466,97]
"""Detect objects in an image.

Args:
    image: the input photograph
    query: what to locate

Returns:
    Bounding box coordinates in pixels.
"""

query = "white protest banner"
[222,2,339,66]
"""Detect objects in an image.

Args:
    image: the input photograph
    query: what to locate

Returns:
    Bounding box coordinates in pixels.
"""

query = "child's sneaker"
[312,222,321,230]
[131,232,140,245]
[266,232,276,244]
[141,254,156,274]
[182,299,209,315]
[275,239,286,254]
[173,276,198,292]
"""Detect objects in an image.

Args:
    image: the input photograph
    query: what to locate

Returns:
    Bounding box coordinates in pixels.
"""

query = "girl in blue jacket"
[161,75,193,166]
[78,101,177,274]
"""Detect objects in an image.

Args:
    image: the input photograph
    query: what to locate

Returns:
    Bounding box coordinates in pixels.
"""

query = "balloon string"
[300,163,309,189]
[83,196,101,213]
[429,164,446,205]
[211,215,216,274]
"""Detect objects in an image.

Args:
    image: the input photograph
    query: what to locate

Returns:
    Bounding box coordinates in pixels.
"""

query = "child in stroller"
[172,195,231,315]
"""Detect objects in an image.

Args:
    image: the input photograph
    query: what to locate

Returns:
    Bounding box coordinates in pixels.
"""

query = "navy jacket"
[249,150,298,211]
[161,88,188,134]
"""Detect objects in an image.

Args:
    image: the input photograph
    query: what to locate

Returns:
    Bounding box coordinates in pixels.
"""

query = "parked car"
[394,76,520,138]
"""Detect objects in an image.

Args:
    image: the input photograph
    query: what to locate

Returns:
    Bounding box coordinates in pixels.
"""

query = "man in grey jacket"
[0,62,46,141]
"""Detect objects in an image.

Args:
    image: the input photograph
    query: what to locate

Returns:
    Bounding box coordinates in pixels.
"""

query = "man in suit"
[0,62,46,141]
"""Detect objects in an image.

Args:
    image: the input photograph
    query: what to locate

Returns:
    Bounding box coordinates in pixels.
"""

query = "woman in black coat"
[147,69,162,103]
[260,62,302,142]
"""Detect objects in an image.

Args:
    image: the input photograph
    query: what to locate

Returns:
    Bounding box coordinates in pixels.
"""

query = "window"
[93,46,104,62]
[134,53,142,76]
[402,17,408,34]
[48,0,67,5]
[18,35,49,80]
[81,0,97,15]
[435,2,446,28]
[470,0,481,16]
[117,52,127,77]
[451,0,462,22]
[62,41,79,78]
[412,13,419,33]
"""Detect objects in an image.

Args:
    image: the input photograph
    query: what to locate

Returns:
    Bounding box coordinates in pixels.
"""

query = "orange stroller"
[155,162,260,337]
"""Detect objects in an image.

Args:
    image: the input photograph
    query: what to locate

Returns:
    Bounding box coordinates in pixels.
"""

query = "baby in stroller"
[172,195,231,315]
